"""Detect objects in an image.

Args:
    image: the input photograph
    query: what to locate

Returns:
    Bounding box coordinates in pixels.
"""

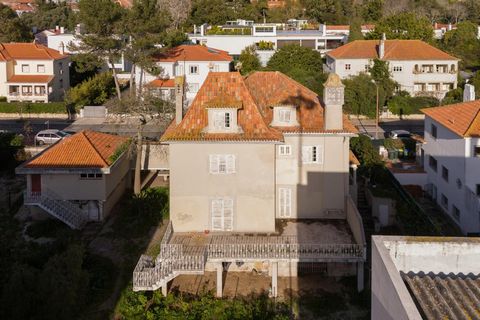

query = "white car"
[35,129,70,145]
[389,130,411,139]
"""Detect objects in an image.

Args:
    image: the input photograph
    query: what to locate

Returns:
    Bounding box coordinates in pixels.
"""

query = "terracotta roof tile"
[0,43,68,61]
[327,40,457,60]
[26,131,129,169]
[153,45,232,63]
[146,79,175,88]
[244,71,357,134]
[8,75,53,83]
[161,72,282,142]
[421,100,480,137]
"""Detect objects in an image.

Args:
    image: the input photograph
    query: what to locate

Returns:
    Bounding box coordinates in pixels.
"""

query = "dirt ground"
[170,272,344,301]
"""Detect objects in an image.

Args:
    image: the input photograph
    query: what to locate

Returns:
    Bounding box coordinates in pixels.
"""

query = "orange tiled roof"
[161,72,283,142]
[115,0,132,8]
[153,45,232,63]
[8,75,53,83]
[421,100,480,138]
[161,71,357,142]
[244,71,357,134]
[26,131,129,169]
[0,43,68,61]
[327,40,457,61]
[146,79,175,88]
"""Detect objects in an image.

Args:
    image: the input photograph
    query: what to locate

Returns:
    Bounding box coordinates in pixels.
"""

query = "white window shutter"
[213,112,223,129]
[223,198,234,231]
[279,188,292,218]
[226,155,236,173]
[317,145,323,164]
[301,146,311,163]
[211,199,223,231]
[209,155,219,174]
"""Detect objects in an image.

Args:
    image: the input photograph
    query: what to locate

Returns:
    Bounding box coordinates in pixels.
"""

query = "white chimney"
[378,33,386,59]
[60,26,65,34]
[464,83,475,102]
[448,23,453,31]
[55,25,59,32]
[320,23,327,35]
[323,73,345,131]
[175,76,185,124]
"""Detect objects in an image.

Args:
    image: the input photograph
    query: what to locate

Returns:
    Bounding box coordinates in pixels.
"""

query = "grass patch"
[112,187,168,239]
[0,102,68,114]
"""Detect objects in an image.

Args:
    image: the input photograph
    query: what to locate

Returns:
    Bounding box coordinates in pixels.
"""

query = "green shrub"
[66,72,116,108]
[0,102,67,114]
[387,94,439,115]
[0,96,7,102]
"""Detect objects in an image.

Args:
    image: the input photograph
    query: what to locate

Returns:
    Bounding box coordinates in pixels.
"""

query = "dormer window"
[271,106,298,127]
[206,107,242,133]
[214,111,231,129]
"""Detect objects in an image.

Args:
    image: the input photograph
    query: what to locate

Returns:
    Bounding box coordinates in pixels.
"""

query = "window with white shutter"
[279,145,292,156]
[301,146,323,164]
[211,197,234,231]
[279,188,291,218]
[209,154,236,174]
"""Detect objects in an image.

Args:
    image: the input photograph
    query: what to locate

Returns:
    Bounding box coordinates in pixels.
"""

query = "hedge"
[0,102,68,114]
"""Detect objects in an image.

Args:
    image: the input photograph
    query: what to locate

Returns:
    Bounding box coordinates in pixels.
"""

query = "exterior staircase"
[133,222,206,291]
[24,190,87,229]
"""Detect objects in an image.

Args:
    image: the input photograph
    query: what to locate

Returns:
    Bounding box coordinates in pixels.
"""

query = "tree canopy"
[0,4,31,42]
[238,45,261,75]
[267,45,325,95]
[367,12,434,42]
[441,21,480,70]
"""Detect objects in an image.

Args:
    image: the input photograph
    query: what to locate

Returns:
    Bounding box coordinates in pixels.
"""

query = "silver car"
[35,129,70,145]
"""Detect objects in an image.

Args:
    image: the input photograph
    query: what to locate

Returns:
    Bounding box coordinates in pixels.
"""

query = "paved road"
[0,118,72,135]
[350,118,424,138]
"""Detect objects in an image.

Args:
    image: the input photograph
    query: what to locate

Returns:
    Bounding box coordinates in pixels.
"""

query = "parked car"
[35,129,70,145]
[389,130,411,139]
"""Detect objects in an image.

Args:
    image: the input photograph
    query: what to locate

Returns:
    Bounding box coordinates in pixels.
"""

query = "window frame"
[431,124,437,139]
[189,65,199,75]
[278,109,292,123]
[278,187,292,218]
[80,173,103,180]
[452,205,460,221]
[393,65,403,72]
[429,155,438,172]
[211,197,234,231]
[279,145,292,156]
[37,64,45,73]
[345,64,351,70]
[21,64,30,73]
[474,146,480,158]
[209,154,236,174]
[302,145,322,164]
[441,166,449,182]
[441,194,448,209]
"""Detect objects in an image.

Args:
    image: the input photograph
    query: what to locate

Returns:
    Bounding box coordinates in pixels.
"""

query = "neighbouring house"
[132,71,366,298]
[1,0,35,15]
[16,130,131,229]
[372,235,480,320]
[421,98,480,235]
[189,21,348,60]
[325,36,459,99]
[0,43,70,102]
[137,45,233,103]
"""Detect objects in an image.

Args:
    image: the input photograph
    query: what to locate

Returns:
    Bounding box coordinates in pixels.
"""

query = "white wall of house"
[138,60,231,102]
[423,116,480,234]
[169,142,276,233]
[275,134,350,219]
[1,57,70,102]
[327,57,458,99]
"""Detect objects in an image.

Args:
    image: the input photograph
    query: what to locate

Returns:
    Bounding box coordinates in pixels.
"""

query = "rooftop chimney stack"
[323,73,345,131]
[175,76,185,125]
[60,26,65,34]
[464,83,475,102]
[378,33,386,59]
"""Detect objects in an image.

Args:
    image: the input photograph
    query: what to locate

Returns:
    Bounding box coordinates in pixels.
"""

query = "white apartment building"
[0,43,70,102]
[137,45,232,102]
[326,37,459,99]
[189,22,346,59]
[422,98,480,235]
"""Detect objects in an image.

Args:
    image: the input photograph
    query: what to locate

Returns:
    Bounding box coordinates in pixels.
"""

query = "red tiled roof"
[161,72,283,142]
[146,79,175,88]
[161,71,357,142]
[115,0,132,8]
[153,45,232,63]
[327,40,457,60]
[0,43,68,61]
[8,75,53,83]
[26,131,129,169]
[244,71,357,134]
[421,100,480,137]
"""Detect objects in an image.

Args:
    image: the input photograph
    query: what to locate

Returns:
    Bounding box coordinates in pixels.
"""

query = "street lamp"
[371,80,379,139]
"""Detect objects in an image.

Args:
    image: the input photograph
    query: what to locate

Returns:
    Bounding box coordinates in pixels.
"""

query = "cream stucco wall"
[275,134,350,219]
[169,143,276,233]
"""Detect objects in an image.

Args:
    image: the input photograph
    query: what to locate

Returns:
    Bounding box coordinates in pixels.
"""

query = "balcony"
[133,196,366,293]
